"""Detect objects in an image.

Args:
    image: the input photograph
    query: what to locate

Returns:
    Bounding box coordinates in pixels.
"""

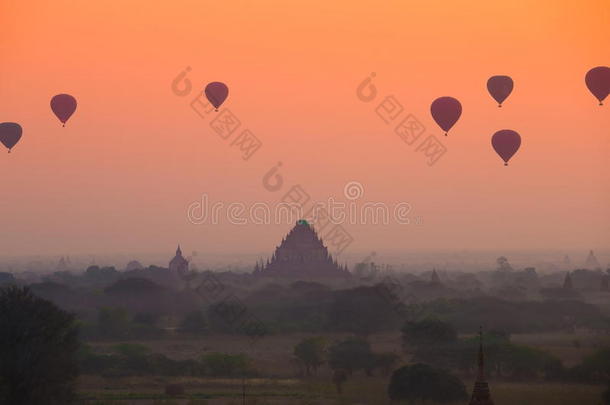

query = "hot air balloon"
[585,66,610,106]
[50,94,77,126]
[205,82,229,111]
[487,76,514,107]
[492,130,521,166]
[0,122,23,153]
[431,97,462,136]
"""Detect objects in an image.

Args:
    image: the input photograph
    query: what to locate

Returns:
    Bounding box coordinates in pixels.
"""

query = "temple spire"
[469,326,494,405]
[477,327,485,380]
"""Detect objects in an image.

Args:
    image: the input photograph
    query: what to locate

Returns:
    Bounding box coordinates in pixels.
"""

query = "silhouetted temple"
[169,245,189,276]
[253,220,350,279]
[585,250,600,269]
[430,269,441,284]
[469,330,494,405]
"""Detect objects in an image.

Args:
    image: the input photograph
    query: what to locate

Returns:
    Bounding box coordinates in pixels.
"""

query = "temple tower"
[430,269,441,285]
[256,220,349,278]
[169,245,189,276]
[468,328,495,405]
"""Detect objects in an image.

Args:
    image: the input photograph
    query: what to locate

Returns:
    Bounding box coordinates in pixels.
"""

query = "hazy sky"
[1,0,608,258]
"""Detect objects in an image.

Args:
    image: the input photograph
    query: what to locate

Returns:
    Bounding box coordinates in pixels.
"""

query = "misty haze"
[1,1,609,405]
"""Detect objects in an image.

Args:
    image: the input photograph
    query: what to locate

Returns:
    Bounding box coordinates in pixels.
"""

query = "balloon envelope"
[51,94,77,125]
[487,76,514,107]
[585,66,610,105]
[430,97,462,134]
[492,130,521,166]
[0,122,23,152]
[205,82,229,110]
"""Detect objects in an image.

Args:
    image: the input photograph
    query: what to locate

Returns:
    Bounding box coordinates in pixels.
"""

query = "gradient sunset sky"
[1,0,608,259]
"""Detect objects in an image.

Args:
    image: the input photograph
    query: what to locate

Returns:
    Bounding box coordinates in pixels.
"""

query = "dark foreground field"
[79,377,605,405]
[78,331,609,405]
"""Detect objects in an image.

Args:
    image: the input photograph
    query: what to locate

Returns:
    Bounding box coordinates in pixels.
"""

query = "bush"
[200,352,254,377]
[388,363,468,403]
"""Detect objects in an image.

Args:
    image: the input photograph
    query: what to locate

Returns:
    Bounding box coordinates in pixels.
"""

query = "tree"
[98,307,130,338]
[294,336,327,376]
[401,318,458,349]
[580,348,610,380]
[0,272,15,284]
[496,256,513,272]
[332,368,348,394]
[328,286,401,335]
[200,352,253,377]
[0,286,79,404]
[370,352,400,376]
[179,310,208,334]
[328,337,373,375]
[388,363,467,403]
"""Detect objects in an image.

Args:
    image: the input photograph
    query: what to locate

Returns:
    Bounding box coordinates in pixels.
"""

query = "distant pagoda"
[254,220,349,279]
[430,269,441,285]
[469,328,495,405]
[169,245,189,276]
[585,250,600,269]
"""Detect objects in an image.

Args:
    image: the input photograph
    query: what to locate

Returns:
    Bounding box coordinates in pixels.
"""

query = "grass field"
[80,331,609,404]
[78,377,606,404]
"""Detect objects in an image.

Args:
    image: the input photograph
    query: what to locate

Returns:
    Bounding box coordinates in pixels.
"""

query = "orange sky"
[0,0,608,259]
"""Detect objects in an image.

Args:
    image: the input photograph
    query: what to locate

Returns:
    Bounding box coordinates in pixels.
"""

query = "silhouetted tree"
[0,272,15,284]
[332,368,348,394]
[293,336,327,376]
[0,286,79,404]
[328,286,401,335]
[328,337,373,375]
[496,256,513,272]
[401,318,458,349]
[579,348,610,381]
[369,352,400,376]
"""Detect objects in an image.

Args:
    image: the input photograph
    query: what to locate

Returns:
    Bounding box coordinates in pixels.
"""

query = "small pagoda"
[468,328,495,405]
